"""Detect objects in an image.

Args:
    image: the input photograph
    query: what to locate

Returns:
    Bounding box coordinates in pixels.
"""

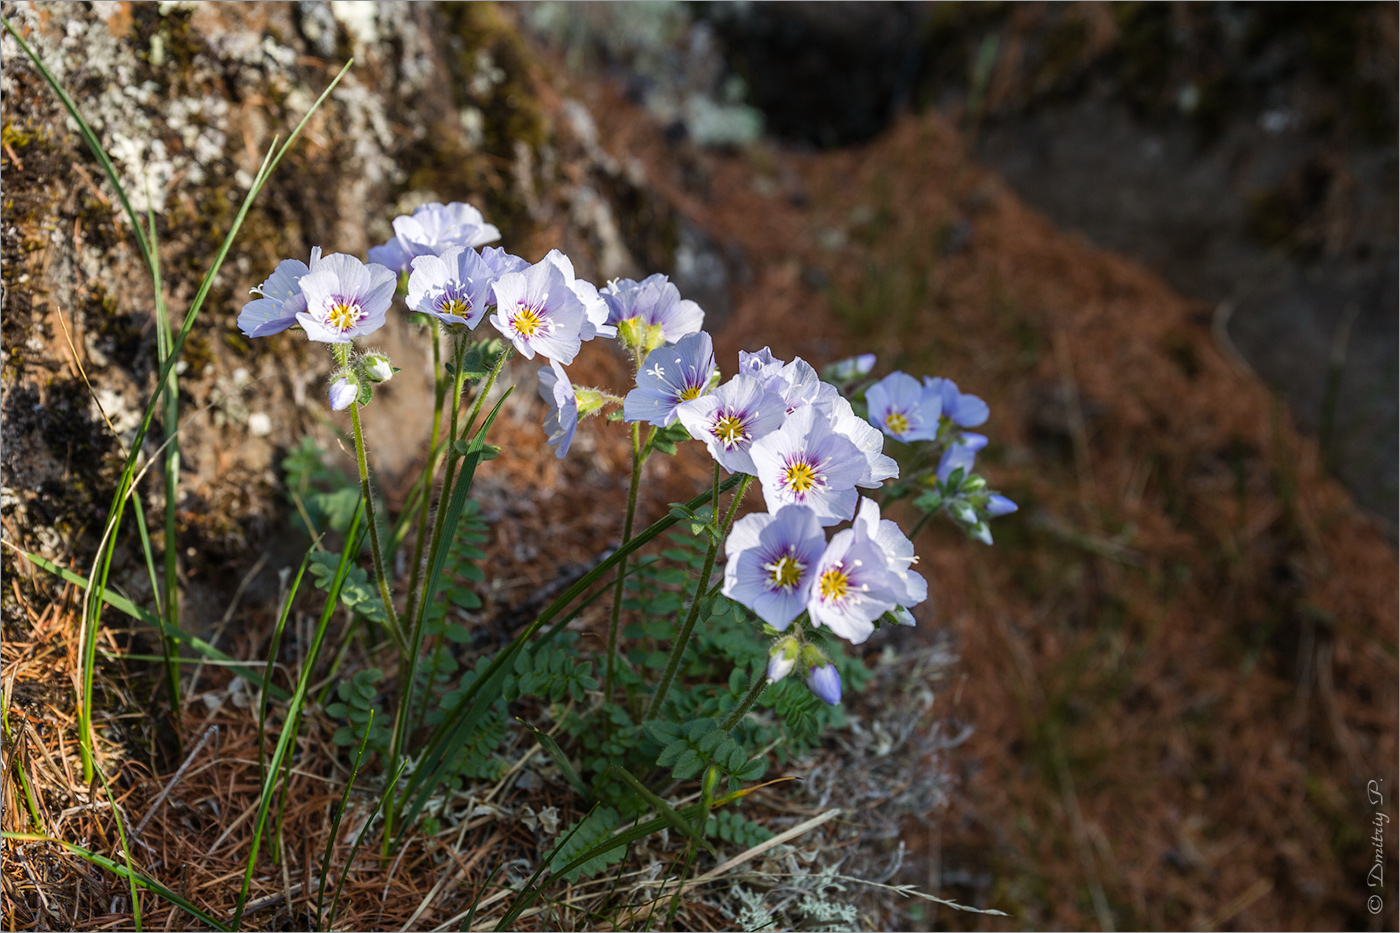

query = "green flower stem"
[384,342,511,849]
[338,344,405,652]
[645,472,752,722]
[604,422,645,699]
[403,319,447,627]
[720,669,769,731]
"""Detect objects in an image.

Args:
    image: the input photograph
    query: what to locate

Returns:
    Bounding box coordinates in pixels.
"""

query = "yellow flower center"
[714,415,746,446]
[679,385,703,401]
[441,297,470,318]
[765,554,805,590]
[819,568,849,602]
[513,307,544,337]
[326,301,361,331]
[885,411,909,435]
[784,461,818,493]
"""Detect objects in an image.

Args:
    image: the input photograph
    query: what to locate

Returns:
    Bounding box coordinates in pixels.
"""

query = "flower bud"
[825,353,876,383]
[617,316,667,354]
[766,636,800,684]
[806,662,842,706]
[985,494,1018,517]
[362,353,394,383]
[328,375,358,411]
[891,606,916,627]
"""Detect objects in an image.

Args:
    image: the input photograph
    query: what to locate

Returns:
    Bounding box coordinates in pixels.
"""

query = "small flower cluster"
[238,201,621,412]
[240,197,1016,710]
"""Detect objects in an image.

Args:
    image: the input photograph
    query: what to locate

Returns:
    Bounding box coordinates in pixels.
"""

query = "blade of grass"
[146,184,184,745]
[315,708,374,931]
[258,541,316,794]
[2,832,228,930]
[520,720,588,800]
[231,504,365,931]
[326,759,408,932]
[460,862,503,932]
[94,761,143,930]
[384,388,512,847]
[604,766,707,849]
[59,47,351,780]
[0,700,44,833]
[8,546,289,700]
[397,477,743,841]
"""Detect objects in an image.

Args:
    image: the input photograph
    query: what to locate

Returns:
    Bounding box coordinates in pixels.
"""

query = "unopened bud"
[806,662,842,706]
[328,375,358,411]
[362,353,394,383]
[767,636,800,683]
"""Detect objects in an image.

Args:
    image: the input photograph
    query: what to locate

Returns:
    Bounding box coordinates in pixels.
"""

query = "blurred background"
[2,2,1395,930]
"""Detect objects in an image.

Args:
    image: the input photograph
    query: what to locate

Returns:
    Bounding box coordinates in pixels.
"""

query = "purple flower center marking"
[325,298,365,332]
[512,305,547,338]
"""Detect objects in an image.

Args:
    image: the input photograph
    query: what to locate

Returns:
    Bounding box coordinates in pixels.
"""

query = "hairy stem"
[720,669,769,731]
[645,472,751,722]
[604,422,645,699]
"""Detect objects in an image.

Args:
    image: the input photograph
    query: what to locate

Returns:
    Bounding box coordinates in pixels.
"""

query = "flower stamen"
[819,568,849,602]
[714,415,746,446]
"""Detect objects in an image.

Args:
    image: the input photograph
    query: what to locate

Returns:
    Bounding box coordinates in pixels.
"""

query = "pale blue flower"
[479,246,529,278]
[936,432,988,484]
[865,371,942,442]
[603,274,704,349]
[328,375,358,411]
[722,504,828,630]
[295,254,397,343]
[623,331,717,426]
[542,250,616,340]
[238,247,323,338]
[853,497,927,607]
[774,357,840,414]
[923,376,990,427]
[406,246,497,328]
[826,396,900,487]
[489,258,588,363]
[806,662,842,705]
[749,405,867,526]
[738,346,784,385]
[537,358,578,459]
[807,522,902,644]
[676,374,786,475]
[368,201,501,273]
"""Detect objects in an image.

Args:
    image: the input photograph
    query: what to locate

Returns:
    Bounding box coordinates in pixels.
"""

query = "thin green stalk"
[604,421,645,699]
[397,476,744,844]
[3,832,228,930]
[22,36,355,779]
[1,703,43,833]
[230,506,366,931]
[316,710,375,931]
[645,474,751,722]
[94,762,142,930]
[147,195,182,749]
[256,545,314,793]
[129,500,178,734]
[384,351,511,850]
[720,669,768,731]
[402,319,447,626]
[327,760,407,932]
[342,345,405,653]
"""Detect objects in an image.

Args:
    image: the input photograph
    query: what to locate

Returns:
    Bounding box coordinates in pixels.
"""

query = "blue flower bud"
[986,494,1018,517]
[806,662,842,706]
[328,375,358,411]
